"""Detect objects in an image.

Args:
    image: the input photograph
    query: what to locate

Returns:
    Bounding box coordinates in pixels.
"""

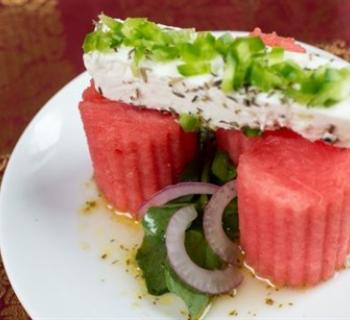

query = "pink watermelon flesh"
[251,27,306,53]
[237,130,350,287]
[79,84,198,217]
[216,129,260,164]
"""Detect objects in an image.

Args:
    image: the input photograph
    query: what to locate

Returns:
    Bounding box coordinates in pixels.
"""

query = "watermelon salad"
[80,15,350,319]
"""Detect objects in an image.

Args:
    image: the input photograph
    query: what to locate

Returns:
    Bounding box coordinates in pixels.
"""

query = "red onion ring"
[203,180,241,264]
[166,206,243,294]
[138,182,219,218]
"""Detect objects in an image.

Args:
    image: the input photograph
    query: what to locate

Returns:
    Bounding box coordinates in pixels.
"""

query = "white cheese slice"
[83,35,350,148]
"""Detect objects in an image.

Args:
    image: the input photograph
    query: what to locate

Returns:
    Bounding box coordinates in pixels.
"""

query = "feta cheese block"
[83,18,350,148]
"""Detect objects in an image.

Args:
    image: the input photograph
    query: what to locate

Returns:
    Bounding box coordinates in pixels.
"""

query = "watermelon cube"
[79,84,197,217]
[237,130,350,287]
[251,27,306,53]
[216,129,260,164]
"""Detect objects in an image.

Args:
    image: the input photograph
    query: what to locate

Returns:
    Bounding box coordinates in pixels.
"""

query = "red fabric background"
[58,0,350,73]
[1,0,350,155]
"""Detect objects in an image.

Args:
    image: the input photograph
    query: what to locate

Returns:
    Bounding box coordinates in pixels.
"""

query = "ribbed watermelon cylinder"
[79,84,198,218]
[216,129,260,164]
[237,130,350,287]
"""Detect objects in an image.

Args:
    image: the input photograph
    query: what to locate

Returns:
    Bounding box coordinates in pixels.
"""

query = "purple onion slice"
[166,206,243,294]
[138,182,219,218]
[203,180,241,264]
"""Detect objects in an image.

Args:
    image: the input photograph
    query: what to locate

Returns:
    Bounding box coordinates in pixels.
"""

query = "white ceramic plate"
[1,37,350,320]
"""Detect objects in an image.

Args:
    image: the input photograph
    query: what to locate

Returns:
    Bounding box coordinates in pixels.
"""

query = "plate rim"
[0,71,89,319]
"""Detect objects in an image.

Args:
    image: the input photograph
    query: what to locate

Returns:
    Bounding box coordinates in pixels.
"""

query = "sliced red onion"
[203,180,241,265]
[166,206,243,294]
[138,182,219,218]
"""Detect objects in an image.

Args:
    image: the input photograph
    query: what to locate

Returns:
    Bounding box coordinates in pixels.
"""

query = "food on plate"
[80,15,350,319]
[80,84,197,215]
[216,128,260,164]
[83,16,350,148]
[236,129,350,287]
[250,27,306,53]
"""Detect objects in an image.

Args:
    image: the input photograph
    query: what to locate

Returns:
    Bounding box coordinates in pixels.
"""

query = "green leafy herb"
[211,150,237,183]
[222,198,239,240]
[136,197,238,318]
[136,206,177,295]
[136,204,224,319]
[136,132,242,319]
[165,268,210,320]
[185,229,222,270]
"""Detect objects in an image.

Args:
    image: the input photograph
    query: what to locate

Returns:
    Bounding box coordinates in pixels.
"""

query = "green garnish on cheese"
[83,15,350,107]
[179,113,201,132]
[242,126,262,138]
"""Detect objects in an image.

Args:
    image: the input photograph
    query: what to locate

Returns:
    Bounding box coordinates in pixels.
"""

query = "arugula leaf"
[185,229,221,270]
[222,198,239,240]
[136,236,167,295]
[211,150,237,183]
[136,130,241,319]
[165,268,210,320]
[136,205,224,319]
[164,228,221,319]
[136,206,178,295]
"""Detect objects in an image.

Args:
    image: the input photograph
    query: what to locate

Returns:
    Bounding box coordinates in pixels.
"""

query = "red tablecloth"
[0,0,350,318]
